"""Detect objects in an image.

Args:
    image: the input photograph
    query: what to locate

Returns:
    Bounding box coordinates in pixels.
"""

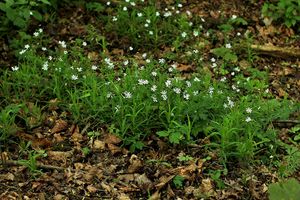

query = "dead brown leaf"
[148,191,160,200]
[93,140,105,150]
[155,175,175,189]
[118,193,131,200]
[51,119,68,134]
[176,63,194,72]
[135,173,153,190]
[70,125,83,142]
[111,48,124,56]
[87,185,98,193]
[200,178,216,197]
[104,134,122,144]
[127,154,143,173]
[0,172,15,181]
[47,150,73,165]
[107,143,122,155]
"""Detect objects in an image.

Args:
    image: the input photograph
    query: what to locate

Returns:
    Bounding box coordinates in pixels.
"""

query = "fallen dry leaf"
[104,134,122,144]
[51,119,68,134]
[70,125,83,142]
[127,154,143,173]
[148,191,160,200]
[118,193,131,200]
[93,140,105,150]
[0,173,15,181]
[176,63,194,72]
[200,178,216,197]
[155,175,175,189]
[135,173,153,190]
[107,143,122,155]
[87,185,98,193]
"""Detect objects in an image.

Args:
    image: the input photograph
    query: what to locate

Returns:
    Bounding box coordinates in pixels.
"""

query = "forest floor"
[1,0,300,199]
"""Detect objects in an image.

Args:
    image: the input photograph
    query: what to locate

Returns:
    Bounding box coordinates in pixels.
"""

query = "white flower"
[246,107,252,114]
[161,91,168,101]
[158,58,165,64]
[186,81,191,88]
[129,46,133,51]
[58,41,66,48]
[193,49,199,53]
[151,85,157,92]
[71,75,78,80]
[33,32,39,37]
[82,41,87,46]
[151,95,158,102]
[24,44,30,49]
[209,87,214,95]
[92,65,98,70]
[186,10,191,16]
[231,15,237,20]
[123,7,127,11]
[42,62,48,71]
[164,11,172,17]
[176,10,180,14]
[106,1,111,6]
[156,11,160,16]
[107,92,113,98]
[142,53,147,58]
[237,32,241,36]
[130,2,136,6]
[201,18,205,22]
[19,49,26,54]
[212,63,217,68]
[11,66,19,71]
[115,105,120,112]
[193,30,199,37]
[181,32,187,38]
[193,91,199,96]
[211,57,216,62]
[38,28,43,33]
[112,16,118,21]
[165,80,172,88]
[123,60,129,66]
[168,67,173,72]
[178,3,182,7]
[64,50,68,54]
[183,93,190,100]
[77,67,82,72]
[138,79,149,85]
[144,23,149,27]
[220,77,226,82]
[137,12,143,17]
[225,43,232,49]
[173,88,181,94]
[151,71,157,77]
[123,91,132,99]
[48,56,52,61]
[30,11,33,15]
[42,47,47,51]
[194,77,200,82]
[146,59,151,63]
[245,117,252,122]
[149,31,153,35]
[146,19,151,23]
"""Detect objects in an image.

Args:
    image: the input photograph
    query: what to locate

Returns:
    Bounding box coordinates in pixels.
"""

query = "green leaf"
[173,175,185,188]
[157,131,169,137]
[32,10,42,21]
[269,178,300,200]
[38,0,51,5]
[169,131,182,144]
[294,134,300,141]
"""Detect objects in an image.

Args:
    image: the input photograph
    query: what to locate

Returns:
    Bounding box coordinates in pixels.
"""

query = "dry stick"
[273,119,300,124]
[250,44,300,59]
[0,160,66,171]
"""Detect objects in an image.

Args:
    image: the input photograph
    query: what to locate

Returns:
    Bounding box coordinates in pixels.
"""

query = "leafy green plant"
[18,150,47,175]
[0,0,51,33]
[172,175,185,188]
[268,178,300,200]
[262,0,300,28]
[0,104,21,145]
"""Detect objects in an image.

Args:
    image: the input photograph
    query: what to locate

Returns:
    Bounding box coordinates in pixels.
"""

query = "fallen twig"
[0,160,66,171]
[250,44,300,59]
